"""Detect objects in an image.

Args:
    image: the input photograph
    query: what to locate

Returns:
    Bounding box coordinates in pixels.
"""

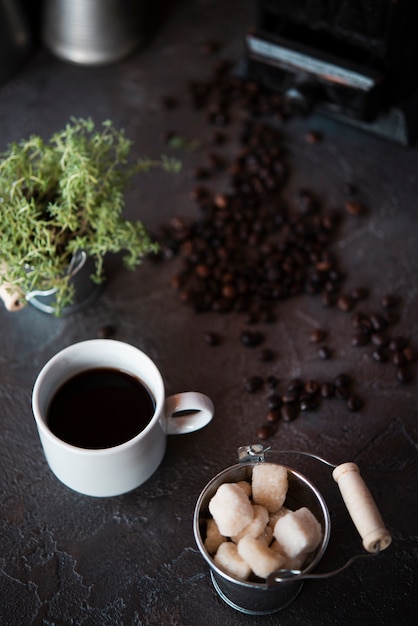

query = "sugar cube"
[252,463,288,512]
[208,482,254,537]
[214,541,252,580]
[204,518,226,555]
[231,504,269,543]
[238,535,286,579]
[273,506,322,558]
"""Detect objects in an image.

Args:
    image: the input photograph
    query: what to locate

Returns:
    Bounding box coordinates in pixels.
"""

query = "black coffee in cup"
[47,367,156,449]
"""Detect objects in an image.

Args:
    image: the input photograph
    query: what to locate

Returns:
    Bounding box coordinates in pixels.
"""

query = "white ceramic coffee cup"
[32,339,214,497]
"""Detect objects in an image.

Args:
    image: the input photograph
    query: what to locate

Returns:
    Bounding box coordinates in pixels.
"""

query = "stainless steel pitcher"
[41,0,143,65]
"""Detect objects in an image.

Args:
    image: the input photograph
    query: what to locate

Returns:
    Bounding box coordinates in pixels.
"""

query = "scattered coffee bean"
[240,330,265,348]
[345,200,365,216]
[267,375,279,389]
[392,351,406,366]
[267,394,282,410]
[350,287,368,301]
[403,346,416,363]
[320,382,335,398]
[382,294,399,309]
[351,333,370,347]
[281,404,298,422]
[334,373,352,389]
[372,348,388,362]
[97,324,117,339]
[244,375,264,393]
[259,348,275,362]
[310,329,326,343]
[203,331,221,346]
[337,294,355,312]
[396,366,413,383]
[389,337,407,352]
[347,395,363,411]
[305,130,322,144]
[300,398,318,411]
[371,332,388,347]
[318,345,332,359]
[266,409,280,423]
[257,425,274,440]
[370,313,387,332]
[304,380,319,395]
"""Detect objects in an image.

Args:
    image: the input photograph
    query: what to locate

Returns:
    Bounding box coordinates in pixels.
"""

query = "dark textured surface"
[0,1,417,624]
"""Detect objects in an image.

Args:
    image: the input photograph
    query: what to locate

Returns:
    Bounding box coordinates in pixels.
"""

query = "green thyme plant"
[0,117,180,314]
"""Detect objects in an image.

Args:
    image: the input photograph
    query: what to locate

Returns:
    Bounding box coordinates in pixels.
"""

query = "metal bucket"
[26,251,103,315]
[41,0,143,66]
[193,445,391,615]
[193,452,330,615]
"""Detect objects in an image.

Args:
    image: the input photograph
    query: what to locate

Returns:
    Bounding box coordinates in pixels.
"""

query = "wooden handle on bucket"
[332,462,392,553]
[0,283,25,312]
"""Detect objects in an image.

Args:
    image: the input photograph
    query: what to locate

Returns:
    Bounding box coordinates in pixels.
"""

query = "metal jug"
[41,0,143,66]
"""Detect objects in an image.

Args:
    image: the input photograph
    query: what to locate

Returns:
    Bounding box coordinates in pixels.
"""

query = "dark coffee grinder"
[246,0,418,145]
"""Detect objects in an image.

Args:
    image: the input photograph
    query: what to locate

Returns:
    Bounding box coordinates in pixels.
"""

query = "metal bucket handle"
[237,445,392,585]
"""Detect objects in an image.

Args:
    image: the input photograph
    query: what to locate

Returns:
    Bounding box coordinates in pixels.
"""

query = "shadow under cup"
[32,340,167,497]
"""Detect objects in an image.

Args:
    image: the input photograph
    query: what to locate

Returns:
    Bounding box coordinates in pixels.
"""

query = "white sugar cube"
[204,518,226,555]
[209,482,254,537]
[238,535,286,579]
[273,506,322,558]
[236,480,252,498]
[232,504,269,543]
[252,463,288,512]
[214,541,252,580]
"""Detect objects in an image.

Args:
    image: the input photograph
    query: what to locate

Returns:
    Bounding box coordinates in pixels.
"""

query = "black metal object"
[246,0,418,144]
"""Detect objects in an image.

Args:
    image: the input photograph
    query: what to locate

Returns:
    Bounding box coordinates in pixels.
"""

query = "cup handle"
[164,392,214,435]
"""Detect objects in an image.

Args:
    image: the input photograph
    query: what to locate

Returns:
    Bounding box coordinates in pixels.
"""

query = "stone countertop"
[0,1,417,624]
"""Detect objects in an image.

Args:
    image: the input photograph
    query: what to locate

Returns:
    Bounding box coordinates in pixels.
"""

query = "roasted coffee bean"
[371,333,388,347]
[345,200,365,216]
[203,331,221,346]
[267,375,279,389]
[389,337,407,352]
[266,409,280,423]
[370,313,387,332]
[372,347,388,362]
[281,403,298,422]
[403,346,416,363]
[318,345,332,359]
[244,375,264,393]
[97,324,117,339]
[382,294,399,309]
[282,391,299,404]
[305,130,322,144]
[257,425,275,440]
[267,394,282,410]
[240,330,265,348]
[337,294,355,312]
[335,386,349,399]
[396,366,413,383]
[334,373,352,389]
[300,398,318,411]
[320,382,335,398]
[287,378,303,393]
[310,329,326,343]
[347,395,363,411]
[351,333,370,347]
[304,380,319,395]
[259,348,275,362]
[350,287,368,301]
[392,351,406,366]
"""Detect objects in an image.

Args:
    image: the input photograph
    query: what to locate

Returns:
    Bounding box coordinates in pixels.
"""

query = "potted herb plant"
[0,117,179,315]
